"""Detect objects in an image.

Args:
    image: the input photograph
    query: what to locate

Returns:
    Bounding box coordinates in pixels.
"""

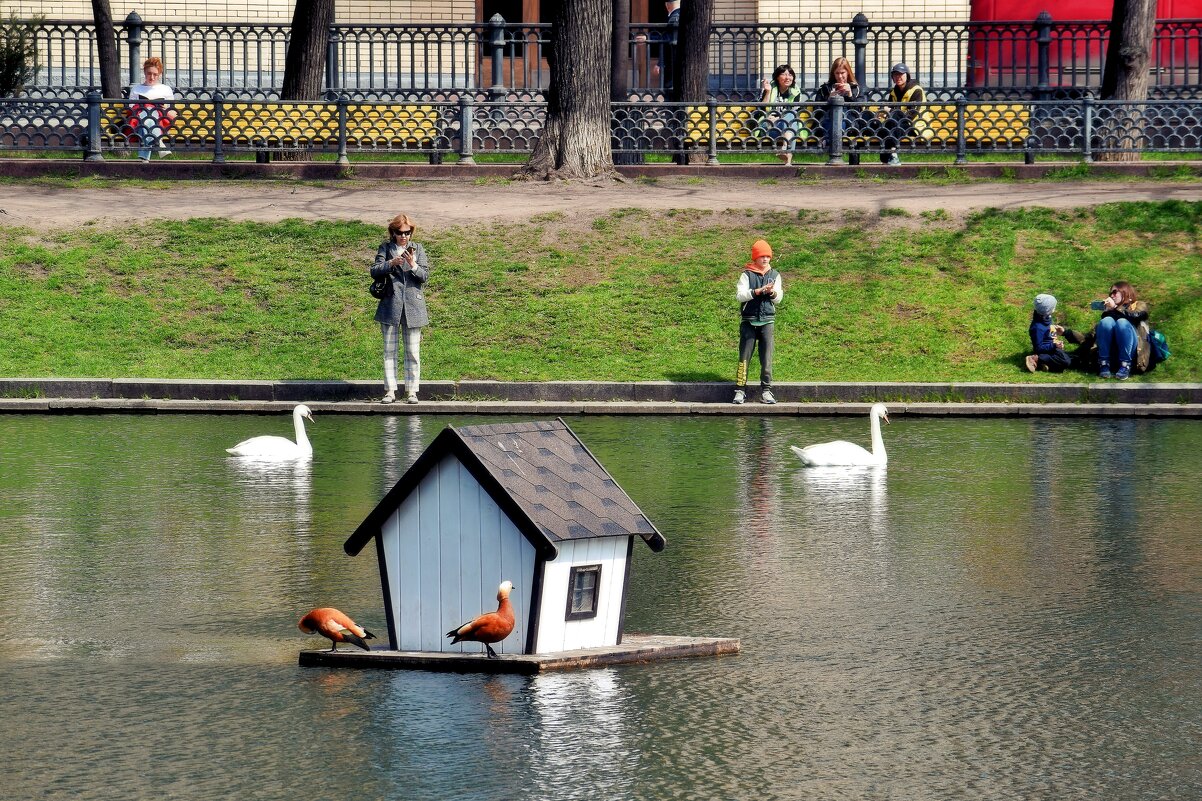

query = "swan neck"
[870,413,885,457]
[294,410,312,452]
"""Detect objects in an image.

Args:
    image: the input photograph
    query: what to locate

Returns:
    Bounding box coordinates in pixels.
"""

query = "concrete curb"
[2,378,1200,417]
[2,158,1201,182]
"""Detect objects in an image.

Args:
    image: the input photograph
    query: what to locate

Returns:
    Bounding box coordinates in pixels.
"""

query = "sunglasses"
[392,229,413,237]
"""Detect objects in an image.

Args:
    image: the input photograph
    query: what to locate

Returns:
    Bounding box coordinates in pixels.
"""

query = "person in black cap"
[877,62,924,165]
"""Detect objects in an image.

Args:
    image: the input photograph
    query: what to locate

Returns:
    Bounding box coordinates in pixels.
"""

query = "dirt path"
[2,177,1200,231]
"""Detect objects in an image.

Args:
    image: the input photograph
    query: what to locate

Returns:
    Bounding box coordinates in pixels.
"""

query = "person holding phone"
[733,239,784,404]
[1091,281,1149,380]
[370,213,430,403]
[755,64,803,165]
[813,57,861,145]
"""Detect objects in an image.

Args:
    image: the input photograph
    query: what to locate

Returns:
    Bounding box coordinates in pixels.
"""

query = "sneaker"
[138,156,150,163]
[1025,354,1039,373]
[159,149,172,158]
[405,393,419,404]
[1116,362,1131,381]
[381,390,396,403]
[761,390,777,404]
[732,390,746,405]
[887,153,901,166]
[1099,365,1112,380]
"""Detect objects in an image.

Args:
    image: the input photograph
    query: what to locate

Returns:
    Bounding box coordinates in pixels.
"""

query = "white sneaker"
[732,390,746,405]
[405,393,419,404]
[761,390,777,404]
[381,390,396,404]
[159,149,172,157]
[887,153,901,166]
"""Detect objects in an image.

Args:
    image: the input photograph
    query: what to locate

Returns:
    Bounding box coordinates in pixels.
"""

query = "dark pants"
[1037,349,1073,372]
[737,320,774,389]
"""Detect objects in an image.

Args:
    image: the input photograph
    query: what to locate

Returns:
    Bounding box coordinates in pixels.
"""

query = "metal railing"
[2,95,1199,164]
[16,13,1202,100]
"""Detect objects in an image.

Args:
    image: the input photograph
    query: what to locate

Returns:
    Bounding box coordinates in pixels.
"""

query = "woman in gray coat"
[370,213,430,403]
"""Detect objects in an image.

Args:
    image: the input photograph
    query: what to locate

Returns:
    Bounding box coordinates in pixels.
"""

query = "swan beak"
[883,414,890,424]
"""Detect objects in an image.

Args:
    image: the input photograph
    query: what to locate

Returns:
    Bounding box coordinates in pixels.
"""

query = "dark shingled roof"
[345,419,666,558]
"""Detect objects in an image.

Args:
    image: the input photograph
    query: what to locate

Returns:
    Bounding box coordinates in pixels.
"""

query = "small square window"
[565,564,601,621]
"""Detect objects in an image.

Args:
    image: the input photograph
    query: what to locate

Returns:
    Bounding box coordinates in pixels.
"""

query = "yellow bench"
[100,101,444,152]
[683,102,1030,151]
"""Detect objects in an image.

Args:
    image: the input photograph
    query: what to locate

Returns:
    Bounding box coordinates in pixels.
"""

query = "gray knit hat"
[1033,293,1057,316]
[890,63,910,76]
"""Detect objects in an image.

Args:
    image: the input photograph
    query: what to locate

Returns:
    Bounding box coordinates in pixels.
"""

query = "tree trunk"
[611,0,643,165]
[1098,0,1157,161]
[671,0,712,164]
[91,0,122,98]
[521,0,615,181]
[278,0,334,161]
[671,0,712,103]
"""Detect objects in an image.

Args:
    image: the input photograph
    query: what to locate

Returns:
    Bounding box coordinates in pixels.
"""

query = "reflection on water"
[2,413,1201,800]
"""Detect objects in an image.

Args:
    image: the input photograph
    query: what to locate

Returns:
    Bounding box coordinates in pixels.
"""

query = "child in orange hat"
[733,239,784,404]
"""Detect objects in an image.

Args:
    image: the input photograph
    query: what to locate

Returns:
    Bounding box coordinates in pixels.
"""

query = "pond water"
[1,412,1200,801]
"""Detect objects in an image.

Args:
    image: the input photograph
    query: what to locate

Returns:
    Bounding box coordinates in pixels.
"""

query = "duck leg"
[485,644,499,659]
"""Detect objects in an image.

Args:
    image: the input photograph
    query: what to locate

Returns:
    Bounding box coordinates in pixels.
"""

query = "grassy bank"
[1,200,1199,383]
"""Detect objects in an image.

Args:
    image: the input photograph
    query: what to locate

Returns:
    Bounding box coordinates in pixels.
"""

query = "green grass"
[1,201,1199,383]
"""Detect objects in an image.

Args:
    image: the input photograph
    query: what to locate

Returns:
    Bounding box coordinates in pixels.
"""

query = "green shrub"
[0,15,42,98]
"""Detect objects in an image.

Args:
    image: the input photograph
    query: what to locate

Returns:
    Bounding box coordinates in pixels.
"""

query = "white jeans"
[381,323,422,395]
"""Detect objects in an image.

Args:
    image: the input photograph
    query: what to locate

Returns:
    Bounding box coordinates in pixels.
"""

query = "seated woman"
[127,56,177,162]
[755,64,803,166]
[1090,280,1150,380]
[813,57,861,145]
[877,63,924,165]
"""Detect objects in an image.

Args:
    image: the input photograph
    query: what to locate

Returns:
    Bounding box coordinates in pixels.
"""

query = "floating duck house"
[342,419,668,657]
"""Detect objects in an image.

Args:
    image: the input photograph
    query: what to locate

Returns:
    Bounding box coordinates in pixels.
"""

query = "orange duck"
[298,607,376,652]
[446,580,515,658]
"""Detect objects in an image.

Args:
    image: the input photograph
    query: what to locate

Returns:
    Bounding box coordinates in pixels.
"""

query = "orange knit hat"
[751,239,773,260]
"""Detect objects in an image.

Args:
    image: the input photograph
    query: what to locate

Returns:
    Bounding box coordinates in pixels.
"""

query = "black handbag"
[369,273,393,299]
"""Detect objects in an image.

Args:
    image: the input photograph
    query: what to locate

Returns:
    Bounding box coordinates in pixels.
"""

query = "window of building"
[565,564,602,621]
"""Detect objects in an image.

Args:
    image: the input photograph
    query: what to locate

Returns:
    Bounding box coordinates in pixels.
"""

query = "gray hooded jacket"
[370,240,430,328]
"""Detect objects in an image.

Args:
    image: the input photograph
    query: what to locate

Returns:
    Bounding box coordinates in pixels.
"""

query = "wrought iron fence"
[3,95,1200,164]
[15,13,1202,101]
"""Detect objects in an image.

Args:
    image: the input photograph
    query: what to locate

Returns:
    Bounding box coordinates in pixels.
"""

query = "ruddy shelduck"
[446,580,515,658]
[298,607,376,652]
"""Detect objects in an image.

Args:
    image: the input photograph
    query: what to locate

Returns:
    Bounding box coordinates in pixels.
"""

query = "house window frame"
[565,564,602,621]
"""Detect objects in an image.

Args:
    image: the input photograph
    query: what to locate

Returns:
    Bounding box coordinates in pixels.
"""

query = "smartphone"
[1090,300,1107,311]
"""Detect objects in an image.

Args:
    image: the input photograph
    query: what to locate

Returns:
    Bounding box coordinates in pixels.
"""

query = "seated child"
[1026,293,1072,373]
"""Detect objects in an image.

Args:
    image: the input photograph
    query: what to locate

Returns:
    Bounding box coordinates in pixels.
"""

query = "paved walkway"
[2,171,1201,231]
[3,379,1200,417]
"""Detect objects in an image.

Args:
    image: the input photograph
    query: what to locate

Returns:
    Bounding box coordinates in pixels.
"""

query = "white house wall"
[378,456,535,654]
[534,536,628,655]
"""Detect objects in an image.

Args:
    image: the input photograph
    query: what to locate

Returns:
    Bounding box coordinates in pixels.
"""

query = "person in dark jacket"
[1025,293,1072,373]
[813,56,861,145]
[369,213,430,403]
[733,239,784,405]
[1092,280,1149,380]
[878,62,925,165]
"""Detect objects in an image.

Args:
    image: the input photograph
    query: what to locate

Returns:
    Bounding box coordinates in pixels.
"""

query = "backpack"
[1149,329,1170,365]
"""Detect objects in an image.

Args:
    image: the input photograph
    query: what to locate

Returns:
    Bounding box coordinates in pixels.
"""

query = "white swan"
[791,403,890,467]
[226,404,314,459]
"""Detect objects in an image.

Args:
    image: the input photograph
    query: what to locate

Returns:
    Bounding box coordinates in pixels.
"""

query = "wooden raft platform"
[298,633,740,674]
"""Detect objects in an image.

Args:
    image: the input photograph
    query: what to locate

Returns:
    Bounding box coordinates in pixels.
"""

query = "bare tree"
[670,0,712,103]
[281,0,334,100]
[1098,0,1158,161]
[521,0,615,180]
[90,0,121,97]
[277,0,334,161]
